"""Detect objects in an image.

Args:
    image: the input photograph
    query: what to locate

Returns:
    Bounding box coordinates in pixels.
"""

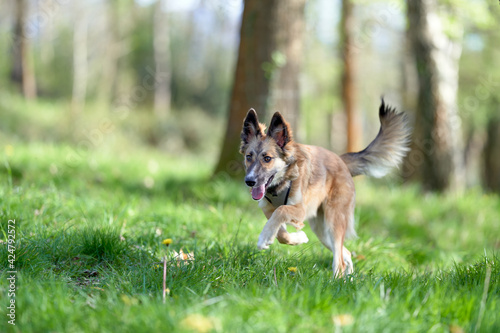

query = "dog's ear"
[268,112,292,149]
[241,109,263,144]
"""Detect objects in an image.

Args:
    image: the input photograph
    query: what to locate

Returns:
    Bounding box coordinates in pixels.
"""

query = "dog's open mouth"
[251,175,274,201]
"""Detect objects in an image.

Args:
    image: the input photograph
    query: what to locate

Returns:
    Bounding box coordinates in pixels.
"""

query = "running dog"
[240,100,410,276]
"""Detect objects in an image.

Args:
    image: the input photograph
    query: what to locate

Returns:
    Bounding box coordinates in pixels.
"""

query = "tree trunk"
[72,1,88,114]
[406,0,464,191]
[153,0,171,121]
[214,1,282,177]
[340,0,361,153]
[268,0,306,137]
[214,0,306,177]
[11,0,37,99]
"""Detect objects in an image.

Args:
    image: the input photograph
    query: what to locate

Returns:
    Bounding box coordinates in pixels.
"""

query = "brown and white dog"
[240,100,410,276]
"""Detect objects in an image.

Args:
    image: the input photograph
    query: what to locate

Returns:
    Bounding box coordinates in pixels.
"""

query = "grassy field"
[0,142,499,333]
[0,94,499,332]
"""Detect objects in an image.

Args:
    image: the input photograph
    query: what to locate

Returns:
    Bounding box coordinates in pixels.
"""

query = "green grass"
[1,141,499,332]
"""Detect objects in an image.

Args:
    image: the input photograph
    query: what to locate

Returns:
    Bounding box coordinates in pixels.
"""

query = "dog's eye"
[263,156,272,163]
[246,154,252,162]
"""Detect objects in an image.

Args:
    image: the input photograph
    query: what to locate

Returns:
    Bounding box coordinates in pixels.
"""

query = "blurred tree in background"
[406,0,464,192]
[484,112,500,192]
[340,0,362,153]
[479,2,500,192]
[153,0,172,121]
[71,0,88,114]
[10,0,37,99]
[214,0,280,177]
[214,0,306,177]
[269,0,307,134]
[0,0,499,193]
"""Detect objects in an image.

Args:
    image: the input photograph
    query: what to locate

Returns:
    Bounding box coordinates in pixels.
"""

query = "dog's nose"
[245,179,256,187]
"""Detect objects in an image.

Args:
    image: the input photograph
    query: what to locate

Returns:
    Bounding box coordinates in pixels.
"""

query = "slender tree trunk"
[113,0,137,100]
[340,0,361,153]
[39,4,55,72]
[98,0,120,105]
[406,0,464,191]
[329,111,347,153]
[11,0,37,99]
[214,0,279,177]
[153,0,171,120]
[72,1,88,114]
[401,20,418,180]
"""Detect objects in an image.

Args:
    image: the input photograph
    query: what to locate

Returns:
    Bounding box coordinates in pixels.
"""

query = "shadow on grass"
[1,156,248,206]
[97,174,249,206]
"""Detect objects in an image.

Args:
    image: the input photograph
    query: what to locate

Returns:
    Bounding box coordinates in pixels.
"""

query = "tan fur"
[240,101,410,277]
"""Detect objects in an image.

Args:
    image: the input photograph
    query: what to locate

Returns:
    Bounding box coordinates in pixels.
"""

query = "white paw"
[257,231,275,250]
[257,242,270,250]
[289,231,309,245]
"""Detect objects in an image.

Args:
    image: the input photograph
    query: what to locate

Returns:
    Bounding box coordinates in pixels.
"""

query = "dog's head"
[239,109,293,201]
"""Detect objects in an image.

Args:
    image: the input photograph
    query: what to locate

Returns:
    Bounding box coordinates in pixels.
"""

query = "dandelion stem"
[163,254,167,304]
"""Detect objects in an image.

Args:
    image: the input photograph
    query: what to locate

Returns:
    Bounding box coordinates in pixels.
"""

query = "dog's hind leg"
[311,197,355,277]
[343,246,353,275]
[308,214,345,276]
[331,236,346,278]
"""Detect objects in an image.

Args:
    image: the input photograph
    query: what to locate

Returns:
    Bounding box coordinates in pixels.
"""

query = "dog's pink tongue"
[251,185,266,201]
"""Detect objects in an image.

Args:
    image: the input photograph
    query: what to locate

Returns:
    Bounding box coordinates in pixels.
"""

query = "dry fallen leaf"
[172,249,195,266]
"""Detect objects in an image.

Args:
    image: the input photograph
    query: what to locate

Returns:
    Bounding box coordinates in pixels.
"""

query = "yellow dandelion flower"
[288,267,297,273]
[5,145,14,157]
[449,325,465,333]
[121,294,139,306]
[332,314,354,326]
[162,238,173,246]
[180,314,215,333]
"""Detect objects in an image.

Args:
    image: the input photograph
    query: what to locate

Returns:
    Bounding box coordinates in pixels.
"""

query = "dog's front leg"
[257,204,306,250]
[276,225,309,246]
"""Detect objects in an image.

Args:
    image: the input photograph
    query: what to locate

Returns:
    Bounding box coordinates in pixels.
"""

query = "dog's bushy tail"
[341,99,411,178]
